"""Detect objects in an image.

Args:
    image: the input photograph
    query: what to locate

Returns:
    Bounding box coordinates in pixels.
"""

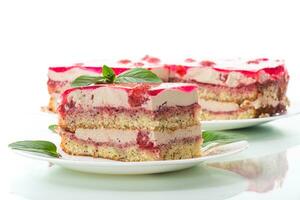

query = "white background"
[1,0,300,199]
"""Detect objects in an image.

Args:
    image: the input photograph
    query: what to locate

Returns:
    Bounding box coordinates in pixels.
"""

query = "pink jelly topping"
[60,83,198,111]
[112,67,130,75]
[148,85,197,96]
[200,60,216,67]
[172,58,288,81]
[49,66,102,73]
[134,62,145,67]
[142,55,161,64]
[212,63,286,80]
[169,65,190,77]
[185,58,196,63]
[207,58,285,74]
[246,58,269,64]
[49,66,129,77]
[118,59,131,64]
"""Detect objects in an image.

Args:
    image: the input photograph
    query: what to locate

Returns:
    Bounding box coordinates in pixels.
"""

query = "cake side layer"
[60,132,202,161]
[170,77,288,105]
[200,103,287,120]
[48,94,59,112]
[200,108,256,120]
[59,104,200,132]
[73,125,201,146]
[197,78,288,120]
[60,83,199,111]
[169,58,289,88]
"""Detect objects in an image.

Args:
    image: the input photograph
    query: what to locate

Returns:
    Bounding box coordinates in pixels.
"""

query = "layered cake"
[57,83,202,161]
[169,58,289,120]
[47,55,168,112]
[48,57,289,120]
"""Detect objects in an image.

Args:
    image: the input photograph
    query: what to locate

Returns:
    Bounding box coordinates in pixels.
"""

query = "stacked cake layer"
[57,83,202,161]
[168,58,289,120]
[48,55,168,112]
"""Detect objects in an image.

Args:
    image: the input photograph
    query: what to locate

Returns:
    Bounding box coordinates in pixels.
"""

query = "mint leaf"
[48,124,58,133]
[202,131,246,148]
[8,140,60,158]
[102,65,116,83]
[71,66,162,87]
[71,75,105,87]
[115,68,162,83]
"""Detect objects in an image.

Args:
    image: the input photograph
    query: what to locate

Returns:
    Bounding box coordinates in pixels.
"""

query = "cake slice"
[57,83,202,161]
[169,58,289,120]
[47,56,168,112]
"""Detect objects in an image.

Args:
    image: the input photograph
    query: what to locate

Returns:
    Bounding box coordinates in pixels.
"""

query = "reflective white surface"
[3,108,300,200]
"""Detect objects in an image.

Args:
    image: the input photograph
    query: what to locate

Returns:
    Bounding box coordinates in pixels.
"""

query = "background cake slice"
[47,64,102,112]
[57,83,202,161]
[169,58,289,120]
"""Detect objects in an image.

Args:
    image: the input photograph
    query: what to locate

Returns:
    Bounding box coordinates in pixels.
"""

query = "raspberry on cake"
[47,56,168,112]
[169,58,289,120]
[57,83,202,161]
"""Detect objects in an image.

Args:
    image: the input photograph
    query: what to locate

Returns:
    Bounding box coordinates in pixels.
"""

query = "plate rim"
[12,140,248,167]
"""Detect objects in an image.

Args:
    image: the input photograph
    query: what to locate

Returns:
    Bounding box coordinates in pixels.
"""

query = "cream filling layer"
[199,97,282,113]
[74,125,201,146]
[184,67,257,87]
[199,99,240,112]
[68,86,198,111]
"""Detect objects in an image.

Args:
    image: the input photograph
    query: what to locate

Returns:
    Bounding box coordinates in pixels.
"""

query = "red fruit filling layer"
[58,103,200,119]
[47,79,69,93]
[62,130,201,151]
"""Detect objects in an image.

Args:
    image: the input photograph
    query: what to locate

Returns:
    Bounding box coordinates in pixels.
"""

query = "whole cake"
[57,83,202,161]
[47,56,168,112]
[169,58,289,120]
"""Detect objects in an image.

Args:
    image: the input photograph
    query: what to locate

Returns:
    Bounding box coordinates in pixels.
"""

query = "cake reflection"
[208,151,288,193]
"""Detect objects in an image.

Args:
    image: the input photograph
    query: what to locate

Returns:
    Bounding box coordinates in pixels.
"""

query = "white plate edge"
[12,140,248,167]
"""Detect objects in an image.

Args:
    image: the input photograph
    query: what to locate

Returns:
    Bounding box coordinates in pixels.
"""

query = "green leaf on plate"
[48,124,58,133]
[8,140,60,158]
[71,65,162,87]
[202,131,246,148]
[115,68,162,83]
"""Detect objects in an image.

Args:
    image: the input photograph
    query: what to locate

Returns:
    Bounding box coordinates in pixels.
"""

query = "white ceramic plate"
[13,141,248,175]
[202,105,300,131]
